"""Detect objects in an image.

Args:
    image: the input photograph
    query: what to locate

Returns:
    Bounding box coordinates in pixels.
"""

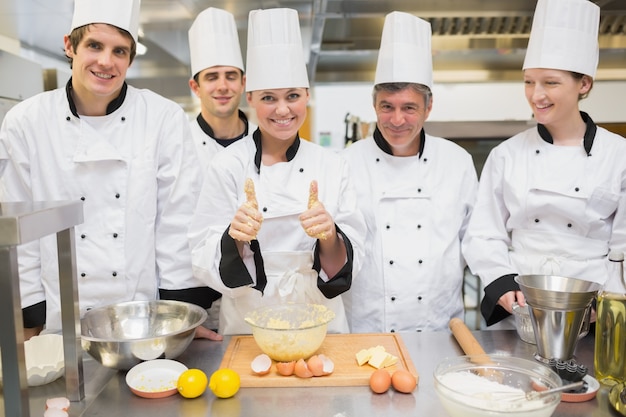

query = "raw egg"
[369,369,392,394]
[391,369,417,393]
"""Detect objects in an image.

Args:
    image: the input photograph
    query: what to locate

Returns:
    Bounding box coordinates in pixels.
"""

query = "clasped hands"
[228,178,335,243]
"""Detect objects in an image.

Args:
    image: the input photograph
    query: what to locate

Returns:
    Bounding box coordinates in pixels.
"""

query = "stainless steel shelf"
[0,201,84,417]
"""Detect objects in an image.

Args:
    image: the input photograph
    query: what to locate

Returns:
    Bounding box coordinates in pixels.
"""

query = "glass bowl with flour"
[434,354,562,417]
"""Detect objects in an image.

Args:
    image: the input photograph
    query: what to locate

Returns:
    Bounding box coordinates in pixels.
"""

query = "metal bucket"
[515,275,601,361]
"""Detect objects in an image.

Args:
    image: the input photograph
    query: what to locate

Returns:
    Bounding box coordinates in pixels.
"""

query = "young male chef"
[342,11,478,333]
[158,7,255,340]
[0,0,201,337]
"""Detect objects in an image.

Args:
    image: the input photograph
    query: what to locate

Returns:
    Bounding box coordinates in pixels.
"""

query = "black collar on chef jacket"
[537,111,596,157]
[373,126,426,158]
[252,128,300,173]
[196,109,250,147]
[65,78,128,118]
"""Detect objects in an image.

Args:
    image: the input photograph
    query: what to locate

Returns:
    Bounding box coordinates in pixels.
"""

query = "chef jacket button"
[418,296,423,300]
[417,188,422,193]
[121,117,126,122]
[80,234,86,239]
[423,158,428,163]
[80,196,85,201]
[386,224,390,229]
[391,296,396,301]
[112,271,117,277]
[80,273,86,277]
[66,116,71,121]
[418,259,423,264]
[417,224,421,229]
[299,168,304,173]
[417,329,422,332]
[390,329,395,333]
[262,207,268,212]
[535,149,540,154]
[534,218,540,223]
[567,223,572,228]
[115,193,120,199]
[113,233,118,238]
[375,158,380,162]
[575,187,580,192]
[389,260,394,265]
[202,141,207,146]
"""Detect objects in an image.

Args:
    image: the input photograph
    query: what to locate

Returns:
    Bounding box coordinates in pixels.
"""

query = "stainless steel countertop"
[9,329,614,417]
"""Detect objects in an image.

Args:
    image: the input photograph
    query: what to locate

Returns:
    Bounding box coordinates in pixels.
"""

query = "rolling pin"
[449,318,498,377]
[449,317,487,356]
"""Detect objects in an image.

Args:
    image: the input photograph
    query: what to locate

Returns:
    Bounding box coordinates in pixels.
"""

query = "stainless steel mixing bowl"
[81,300,208,370]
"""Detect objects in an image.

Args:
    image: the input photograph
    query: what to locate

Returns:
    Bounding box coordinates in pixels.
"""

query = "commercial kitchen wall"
[312,81,626,150]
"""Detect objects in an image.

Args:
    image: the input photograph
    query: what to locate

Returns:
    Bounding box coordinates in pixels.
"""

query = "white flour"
[437,371,558,416]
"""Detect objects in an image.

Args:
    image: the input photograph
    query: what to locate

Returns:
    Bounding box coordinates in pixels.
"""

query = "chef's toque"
[375,11,433,88]
[188,7,244,78]
[523,0,599,78]
[70,0,141,42]
[245,8,309,92]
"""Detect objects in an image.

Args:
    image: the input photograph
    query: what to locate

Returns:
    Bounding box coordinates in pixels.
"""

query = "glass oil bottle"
[595,250,626,385]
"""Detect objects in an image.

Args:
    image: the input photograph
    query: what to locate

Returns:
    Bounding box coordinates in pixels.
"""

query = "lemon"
[209,368,241,399]
[177,368,208,399]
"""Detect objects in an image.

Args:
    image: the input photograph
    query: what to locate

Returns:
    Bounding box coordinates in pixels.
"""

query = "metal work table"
[9,329,614,417]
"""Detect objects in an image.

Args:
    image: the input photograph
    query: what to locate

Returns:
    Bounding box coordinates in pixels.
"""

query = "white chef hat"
[245,8,309,92]
[188,7,244,78]
[523,0,600,78]
[70,0,141,42]
[375,11,433,88]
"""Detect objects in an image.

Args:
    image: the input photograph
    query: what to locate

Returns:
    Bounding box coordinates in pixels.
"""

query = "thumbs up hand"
[229,178,263,242]
[301,180,334,241]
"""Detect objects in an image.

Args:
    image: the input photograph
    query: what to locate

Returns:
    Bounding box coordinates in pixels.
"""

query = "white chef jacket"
[189,110,257,174]
[159,111,256,292]
[189,130,366,335]
[341,129,478,332]
[0,83,201,331]
[462,113,626,325]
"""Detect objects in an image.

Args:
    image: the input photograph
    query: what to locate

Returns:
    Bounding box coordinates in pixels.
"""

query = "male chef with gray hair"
[0,0,201,338]
[342,11,478,333]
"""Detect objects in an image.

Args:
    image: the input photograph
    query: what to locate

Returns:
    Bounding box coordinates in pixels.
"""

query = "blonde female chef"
[188,8,365,335]
[462,0,626,326]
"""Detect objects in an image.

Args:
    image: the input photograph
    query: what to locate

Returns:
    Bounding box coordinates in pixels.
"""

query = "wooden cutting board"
[219,333,417,387]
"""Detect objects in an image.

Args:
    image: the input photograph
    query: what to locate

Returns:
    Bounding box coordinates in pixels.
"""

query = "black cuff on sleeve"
[23,301,46,328]
[481,273,519,326]
[159,287,222,310]
[219,228,255,288]
[315,225,354,299]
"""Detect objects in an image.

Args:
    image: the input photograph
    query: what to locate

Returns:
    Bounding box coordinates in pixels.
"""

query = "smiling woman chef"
[462,0,626,327]
[188,8,365,335]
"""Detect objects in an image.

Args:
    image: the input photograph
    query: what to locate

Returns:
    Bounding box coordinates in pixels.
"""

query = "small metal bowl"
[81,300,207,370]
